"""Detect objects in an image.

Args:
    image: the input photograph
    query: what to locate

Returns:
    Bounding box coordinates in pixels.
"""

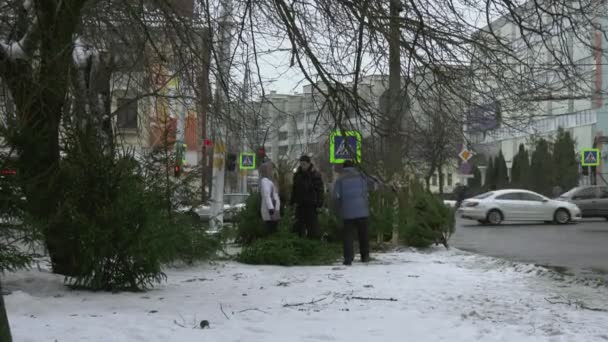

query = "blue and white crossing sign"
[240,153,256,170]
[581,148,600,167]
[330,131,362,164]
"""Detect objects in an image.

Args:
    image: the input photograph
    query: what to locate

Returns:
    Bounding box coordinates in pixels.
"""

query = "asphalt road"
[451,218,608,278]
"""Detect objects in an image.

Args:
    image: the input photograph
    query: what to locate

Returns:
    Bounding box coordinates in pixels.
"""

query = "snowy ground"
[3,248,608,342]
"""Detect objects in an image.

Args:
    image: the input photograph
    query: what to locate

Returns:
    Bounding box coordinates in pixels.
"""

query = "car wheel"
[487,210,503,225]
[554,209,570,225]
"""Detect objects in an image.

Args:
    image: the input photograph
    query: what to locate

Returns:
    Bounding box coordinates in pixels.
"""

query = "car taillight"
[465,202,479,207]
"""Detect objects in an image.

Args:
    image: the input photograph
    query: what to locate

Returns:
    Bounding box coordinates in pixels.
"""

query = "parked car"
[557,186,608,220]
[458,189,582,225]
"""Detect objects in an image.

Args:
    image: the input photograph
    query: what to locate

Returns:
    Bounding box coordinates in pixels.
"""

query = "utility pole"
[210,0,233,230]
[198,28,211,201]
[388,0,403,245]
[239,63,250,194]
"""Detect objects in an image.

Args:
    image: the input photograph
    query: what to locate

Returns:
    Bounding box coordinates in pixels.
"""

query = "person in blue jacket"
[333,160,370,265]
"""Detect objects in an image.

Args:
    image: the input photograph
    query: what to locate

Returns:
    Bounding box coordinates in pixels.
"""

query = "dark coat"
[291,165,324,208]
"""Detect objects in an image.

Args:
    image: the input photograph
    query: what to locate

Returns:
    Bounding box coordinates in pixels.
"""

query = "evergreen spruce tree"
[553,128,578,191]
[470,165,482,189]
[511,144,530,188]
[494,150,509,189]
[530,139,553,196]
[511,147,521,186]
[485,157,495,190]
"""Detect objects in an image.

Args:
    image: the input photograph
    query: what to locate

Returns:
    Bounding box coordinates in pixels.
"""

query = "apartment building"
[468,1,608,185]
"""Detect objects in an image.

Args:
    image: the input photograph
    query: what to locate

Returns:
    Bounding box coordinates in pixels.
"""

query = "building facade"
[469,1,608,186]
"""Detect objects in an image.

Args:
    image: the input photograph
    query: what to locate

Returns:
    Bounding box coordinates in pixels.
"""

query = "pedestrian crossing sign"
[240,153,256,170]
[581,148,600,167]
[330,131,362,164]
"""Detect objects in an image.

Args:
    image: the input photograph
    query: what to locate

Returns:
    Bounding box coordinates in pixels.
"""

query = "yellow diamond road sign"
[459,148,473,162]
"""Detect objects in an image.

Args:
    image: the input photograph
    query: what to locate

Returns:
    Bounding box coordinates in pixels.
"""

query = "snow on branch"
[0,41,26,60]
[0,0,39,62]
[73,37,95,67]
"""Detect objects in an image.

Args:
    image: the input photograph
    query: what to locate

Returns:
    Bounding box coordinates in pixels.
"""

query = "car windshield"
[473,192,494,200]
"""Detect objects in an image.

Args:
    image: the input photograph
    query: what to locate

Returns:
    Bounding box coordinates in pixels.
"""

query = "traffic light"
[257,147,267,164]
[226,153,237,171]
[174,165,181,177]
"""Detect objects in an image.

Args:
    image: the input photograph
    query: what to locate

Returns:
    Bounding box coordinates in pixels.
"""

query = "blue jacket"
[333,167,369,219]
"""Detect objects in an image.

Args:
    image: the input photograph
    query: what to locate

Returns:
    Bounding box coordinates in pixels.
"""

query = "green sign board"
[330,131,362,164]
[240,153,256,170]
[581,148,600,167]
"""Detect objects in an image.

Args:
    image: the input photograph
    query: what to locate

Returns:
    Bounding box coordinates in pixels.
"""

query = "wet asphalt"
[451,218,608,278]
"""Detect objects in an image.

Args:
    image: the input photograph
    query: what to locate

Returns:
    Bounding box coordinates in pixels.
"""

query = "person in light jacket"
[333,160,370,265]
[259,162,281,234]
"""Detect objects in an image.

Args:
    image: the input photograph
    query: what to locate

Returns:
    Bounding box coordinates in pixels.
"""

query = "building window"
[447,173,453,187]
[279,131,288,141]
[432,174,438,186]
[117,98,138,129]
[279,146,288,156]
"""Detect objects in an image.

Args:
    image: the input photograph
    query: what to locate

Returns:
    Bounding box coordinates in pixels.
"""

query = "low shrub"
[237,237,341,266]
[401,185,455,248]
[0,163,41,272]
[237,205,342,266]
[234,192,265,245]
[318,208,341,242]
[59,151,220,291]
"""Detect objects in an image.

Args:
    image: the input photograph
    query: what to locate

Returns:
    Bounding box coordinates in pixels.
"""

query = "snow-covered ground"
[3,248,608,342]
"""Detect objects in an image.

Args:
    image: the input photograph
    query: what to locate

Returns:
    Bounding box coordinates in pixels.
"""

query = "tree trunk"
[0,1,88,276]
[388,0,402,246]
[438,164,444,194]
[0,280,12,342]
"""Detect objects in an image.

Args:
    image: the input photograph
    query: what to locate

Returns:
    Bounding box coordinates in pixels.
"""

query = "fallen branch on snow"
[545,296,607,312]
[348,296,398,302]
[283,297,327,307]
[220,303,230,320]
[237,308,269,314]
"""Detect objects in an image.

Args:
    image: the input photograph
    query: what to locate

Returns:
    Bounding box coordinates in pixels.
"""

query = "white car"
[458,189,582,225]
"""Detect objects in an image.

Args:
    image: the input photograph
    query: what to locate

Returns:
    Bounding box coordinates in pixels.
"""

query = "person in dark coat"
[454,183,467,208]
[291,155,324,238]
[333,160,370,265]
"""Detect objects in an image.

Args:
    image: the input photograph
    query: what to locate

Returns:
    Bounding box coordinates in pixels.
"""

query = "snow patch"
[3,250,608,341]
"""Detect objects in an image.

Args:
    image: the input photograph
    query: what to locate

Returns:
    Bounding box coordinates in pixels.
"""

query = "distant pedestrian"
[454,183,467,208]
[259,162,280,235]
[333,160,370,266]
[552,185,563,198]
[291,155,324,238]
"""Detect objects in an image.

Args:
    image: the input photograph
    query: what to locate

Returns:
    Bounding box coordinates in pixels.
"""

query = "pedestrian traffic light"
[226,153,237,171]
[174,165,181,177]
